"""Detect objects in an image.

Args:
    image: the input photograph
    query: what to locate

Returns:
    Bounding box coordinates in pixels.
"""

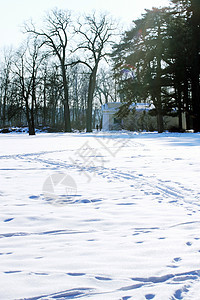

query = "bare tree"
[47,64,64,128]
[96,68,117,105]
[74,12,115,132]
[0,48,13,127]
[14,40,43,135]
[25,9,72,132]
[68,63,89,130]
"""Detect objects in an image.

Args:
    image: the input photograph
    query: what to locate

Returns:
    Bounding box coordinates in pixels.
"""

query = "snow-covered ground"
[0,131,200,300]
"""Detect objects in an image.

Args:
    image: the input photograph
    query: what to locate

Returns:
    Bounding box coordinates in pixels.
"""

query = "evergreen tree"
[112,8,171,132]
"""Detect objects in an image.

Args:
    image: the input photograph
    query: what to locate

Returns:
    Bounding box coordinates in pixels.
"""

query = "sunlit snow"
[0,131,200,299]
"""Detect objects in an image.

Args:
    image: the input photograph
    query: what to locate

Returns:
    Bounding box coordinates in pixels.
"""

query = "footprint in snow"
[4,270,22,274]
[29,195,40,200]
[186,242,192,246]
[167,257,182,268]
[67,272,85,277]
[4,218,14,222]
[145,294,155,300]
[167,265,179,268]
[95,276,112,281]
[173,257,182,262]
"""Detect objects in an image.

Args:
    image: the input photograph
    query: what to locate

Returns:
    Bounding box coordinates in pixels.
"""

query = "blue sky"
[0,0,170,48]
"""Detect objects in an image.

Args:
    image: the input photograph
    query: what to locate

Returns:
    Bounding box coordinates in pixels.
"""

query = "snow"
[0,131,200,299]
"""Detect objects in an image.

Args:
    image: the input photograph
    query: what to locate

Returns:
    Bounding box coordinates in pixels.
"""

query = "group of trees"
[0,10,116,134]
[0,0,200,134]
[112,0,200,132]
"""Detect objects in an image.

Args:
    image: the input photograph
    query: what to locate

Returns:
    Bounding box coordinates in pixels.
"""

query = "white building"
[102,102,155,131]
[102,102,122,131]
[101,102,186,131]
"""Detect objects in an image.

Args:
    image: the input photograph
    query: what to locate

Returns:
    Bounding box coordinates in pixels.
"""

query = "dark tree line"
[112,0,200,132]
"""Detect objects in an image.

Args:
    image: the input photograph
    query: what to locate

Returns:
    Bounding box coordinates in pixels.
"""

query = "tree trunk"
[156,105,164,133]
[30,79,36,136]
[191,0,200,132]
[2,81,9,127]
[24,97,34,135]
[61,64,71,132]
[183,77,191,130]
[2,93,7,128]
[176,84,183,130]
[0,93,2,127]
[156,24,164,133]
[86,66,98,132]
[52,104,56,127]
[155,73,164,133]
[191,68,200,132]
[43,81,47,127]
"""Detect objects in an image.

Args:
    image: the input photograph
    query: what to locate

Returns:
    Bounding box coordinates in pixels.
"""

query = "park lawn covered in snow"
[0,131,200,300]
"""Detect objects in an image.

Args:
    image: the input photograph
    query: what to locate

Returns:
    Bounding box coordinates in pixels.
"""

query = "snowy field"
[0,131,200,300]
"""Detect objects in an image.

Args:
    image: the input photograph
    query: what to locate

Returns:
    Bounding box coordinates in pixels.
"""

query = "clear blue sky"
[0,0,170,48]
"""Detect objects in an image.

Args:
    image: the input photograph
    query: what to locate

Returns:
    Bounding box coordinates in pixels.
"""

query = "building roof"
[102,102,155,112]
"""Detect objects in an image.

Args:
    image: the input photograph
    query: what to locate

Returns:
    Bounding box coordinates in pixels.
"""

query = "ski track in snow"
[1,146,197,200]
[0,132,200,299]
[4,147,198,213]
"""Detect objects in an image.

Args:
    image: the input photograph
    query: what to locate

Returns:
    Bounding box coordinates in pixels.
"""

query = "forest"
[0,0,199,134]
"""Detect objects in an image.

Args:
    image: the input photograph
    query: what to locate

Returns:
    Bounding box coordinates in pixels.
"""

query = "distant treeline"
[0,10,116,134]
